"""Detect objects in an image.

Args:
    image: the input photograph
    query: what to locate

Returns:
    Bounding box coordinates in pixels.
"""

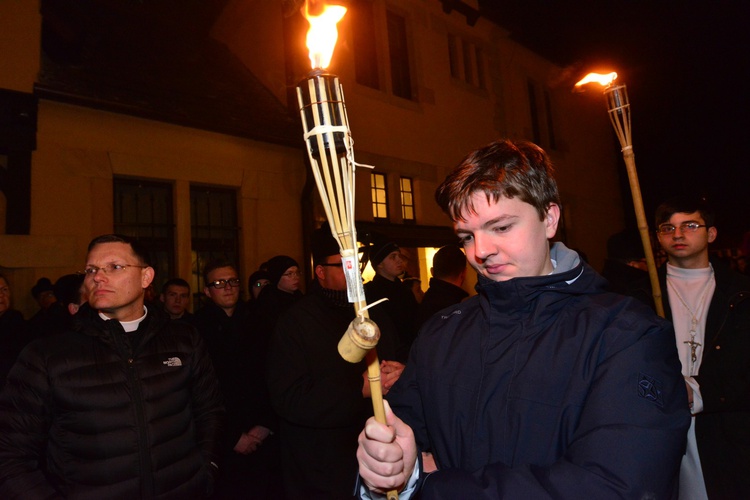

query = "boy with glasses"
[654,196,750,499]
[194,259,281,499]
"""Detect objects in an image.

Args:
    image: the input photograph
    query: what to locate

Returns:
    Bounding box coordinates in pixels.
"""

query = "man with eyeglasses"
[0,234,224,499]
[267,226,403,499]
[653,196,750,499]
[194,259,281,499]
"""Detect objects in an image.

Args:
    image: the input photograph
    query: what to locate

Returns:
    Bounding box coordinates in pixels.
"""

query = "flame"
[303,2,347,70]
[575,72,618,88]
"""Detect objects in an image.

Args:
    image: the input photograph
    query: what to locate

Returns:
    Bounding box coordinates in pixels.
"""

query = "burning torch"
[575,72,664,317]
[296,4,398,498]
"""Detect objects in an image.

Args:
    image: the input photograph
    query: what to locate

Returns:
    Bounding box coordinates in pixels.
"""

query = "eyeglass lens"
[658,222,704,234]
[210,278,240,288]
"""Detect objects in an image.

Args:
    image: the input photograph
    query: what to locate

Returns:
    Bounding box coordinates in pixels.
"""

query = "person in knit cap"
[252,255,304,346]
[364,239,418,361]
[28,277,58,338]
[247,269,271,301]
[267,225,403,499]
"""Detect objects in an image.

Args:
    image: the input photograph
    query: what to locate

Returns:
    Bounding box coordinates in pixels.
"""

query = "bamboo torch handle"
[338,305,399,499]
[365,350,398,500]
[622,148,665,317]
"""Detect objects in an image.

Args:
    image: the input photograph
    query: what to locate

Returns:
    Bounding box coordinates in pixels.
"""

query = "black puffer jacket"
[0,304,224,500]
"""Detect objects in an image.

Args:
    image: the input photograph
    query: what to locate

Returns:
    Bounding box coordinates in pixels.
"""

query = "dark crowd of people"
[1,138,747,500]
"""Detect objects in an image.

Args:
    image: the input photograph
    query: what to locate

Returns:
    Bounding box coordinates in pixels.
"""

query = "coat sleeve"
[399,321,691,499]
[0,342,63,499]
[694,290,750,415]
[267,309,369,428]
[187,330,225,468]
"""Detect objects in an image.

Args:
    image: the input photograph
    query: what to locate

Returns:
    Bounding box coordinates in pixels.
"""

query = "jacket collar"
[475,243,599,316]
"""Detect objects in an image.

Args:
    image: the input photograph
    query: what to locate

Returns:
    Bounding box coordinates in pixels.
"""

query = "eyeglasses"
[207,278,241,289]
[80,264,148,276]
[656,222,707,235]
[318,263,343,267]
[281,270,301,278]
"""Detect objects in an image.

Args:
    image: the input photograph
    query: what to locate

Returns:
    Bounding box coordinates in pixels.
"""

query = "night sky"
[479,0,749,246]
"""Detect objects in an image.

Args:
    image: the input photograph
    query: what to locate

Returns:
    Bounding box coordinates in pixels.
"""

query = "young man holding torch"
[357,139,690,499]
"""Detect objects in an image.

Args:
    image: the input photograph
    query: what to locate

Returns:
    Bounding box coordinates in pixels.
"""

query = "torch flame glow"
[575,72,618,88]
[303,2,347,70]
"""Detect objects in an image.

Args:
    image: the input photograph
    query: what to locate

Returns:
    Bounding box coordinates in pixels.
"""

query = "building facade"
[0,0,624,317]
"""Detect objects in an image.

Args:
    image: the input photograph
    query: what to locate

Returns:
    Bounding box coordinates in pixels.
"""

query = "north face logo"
[163,357,183,367]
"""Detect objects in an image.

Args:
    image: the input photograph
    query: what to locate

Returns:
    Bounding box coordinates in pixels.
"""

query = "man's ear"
[708,226,718,243]
[314,264,326,281]
[68,303,80,315]
[141,266,155,289]
[544,203,561,238]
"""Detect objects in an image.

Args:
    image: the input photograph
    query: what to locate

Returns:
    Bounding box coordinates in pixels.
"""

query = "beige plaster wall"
[0,0,40,93]
[6,100,306,317]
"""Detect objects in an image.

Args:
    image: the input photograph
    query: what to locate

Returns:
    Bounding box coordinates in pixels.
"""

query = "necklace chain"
[667,268,714,370]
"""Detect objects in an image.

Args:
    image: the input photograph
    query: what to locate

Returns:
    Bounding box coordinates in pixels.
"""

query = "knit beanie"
[311,225,341,264]
[266,255,299,285]
[370,241,399,268]
[31,277,54,299]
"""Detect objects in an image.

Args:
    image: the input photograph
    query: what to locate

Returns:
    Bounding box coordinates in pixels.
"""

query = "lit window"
[371,173,388,220]
[400,177,415,223]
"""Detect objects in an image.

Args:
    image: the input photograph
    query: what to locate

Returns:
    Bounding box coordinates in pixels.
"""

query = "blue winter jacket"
[386,243,690,499]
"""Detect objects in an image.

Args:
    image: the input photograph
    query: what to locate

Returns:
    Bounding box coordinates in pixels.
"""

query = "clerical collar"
[99,306,148,332]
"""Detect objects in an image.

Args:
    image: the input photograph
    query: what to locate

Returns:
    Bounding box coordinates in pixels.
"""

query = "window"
[386,11,412,100]
[351,6,415,101]
[113,178,175,286]
[462,40,475,85]
[474,46,485,90]
[353,1,380,90]
[544,90,557,150]
[371,173,388,220]
[447,34,485,89]
[190,185,239,305]
[400,176,415,223]
[448,34,460,79]
[528,80,541,145]
[528,80,557,150]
